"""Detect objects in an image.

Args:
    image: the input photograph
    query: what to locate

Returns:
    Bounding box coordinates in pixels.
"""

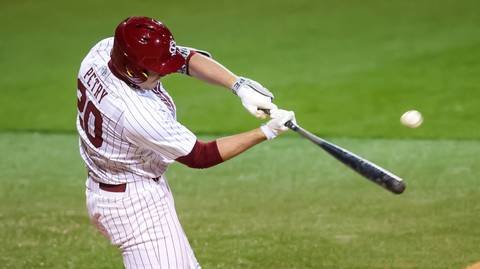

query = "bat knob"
[284,120,298,131]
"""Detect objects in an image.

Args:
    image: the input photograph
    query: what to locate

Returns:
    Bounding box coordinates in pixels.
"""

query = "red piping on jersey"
[176,140,223,169]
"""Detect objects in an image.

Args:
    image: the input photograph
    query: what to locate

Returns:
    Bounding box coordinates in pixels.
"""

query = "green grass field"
[1,0,479,138]
[1,133,479,268]
[1,0,479,268]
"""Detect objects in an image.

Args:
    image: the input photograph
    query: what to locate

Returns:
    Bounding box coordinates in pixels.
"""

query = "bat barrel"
[318,139,406,194]
[286,121,406,195]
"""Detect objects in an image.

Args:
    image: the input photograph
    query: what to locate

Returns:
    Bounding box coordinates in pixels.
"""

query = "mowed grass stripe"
[0,133,478,268]
[0,0,479,139]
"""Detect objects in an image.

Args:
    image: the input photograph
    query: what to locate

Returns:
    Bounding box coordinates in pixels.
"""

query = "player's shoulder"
[81,37,114,64]
[91,37,114,53]
[122,89,174,125]
[77,37,128,112]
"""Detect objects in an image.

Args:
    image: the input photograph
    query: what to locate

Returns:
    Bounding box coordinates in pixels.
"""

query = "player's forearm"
[188,53,237,89]
[176,128,267,169]
[216,128,267,161]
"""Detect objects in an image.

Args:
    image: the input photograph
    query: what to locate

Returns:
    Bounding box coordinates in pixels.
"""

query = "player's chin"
[140,81,158,90]
[138,76,162,90]
[144,85,157,90]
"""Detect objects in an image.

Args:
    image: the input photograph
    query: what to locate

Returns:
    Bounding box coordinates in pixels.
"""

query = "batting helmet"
[109,16,185,85]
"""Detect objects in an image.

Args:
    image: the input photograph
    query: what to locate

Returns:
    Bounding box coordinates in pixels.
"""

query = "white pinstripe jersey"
[77,38,196,184]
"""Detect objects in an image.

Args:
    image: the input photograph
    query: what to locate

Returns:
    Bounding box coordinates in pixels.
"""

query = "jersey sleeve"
[123,105,196,161]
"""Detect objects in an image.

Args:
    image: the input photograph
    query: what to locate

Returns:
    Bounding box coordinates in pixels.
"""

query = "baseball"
[400,110,423,128]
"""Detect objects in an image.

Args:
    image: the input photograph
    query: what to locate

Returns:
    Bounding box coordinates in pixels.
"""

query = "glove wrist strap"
[260,124,277,140]
[231,76,246,95]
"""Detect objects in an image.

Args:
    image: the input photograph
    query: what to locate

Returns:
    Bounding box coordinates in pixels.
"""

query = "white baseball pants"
[86,177,201,269]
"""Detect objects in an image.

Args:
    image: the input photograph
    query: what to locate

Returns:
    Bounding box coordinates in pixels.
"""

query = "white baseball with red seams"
[77,37,200,268]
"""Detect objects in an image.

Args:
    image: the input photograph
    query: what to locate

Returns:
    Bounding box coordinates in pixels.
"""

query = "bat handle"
[259,108,299,131]
[259,108,271,115]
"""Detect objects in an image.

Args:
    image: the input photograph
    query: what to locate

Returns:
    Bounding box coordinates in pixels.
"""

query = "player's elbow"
[175,140,224,169]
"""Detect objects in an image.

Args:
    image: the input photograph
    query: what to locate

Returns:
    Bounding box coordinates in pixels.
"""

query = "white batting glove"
[260,109,296,140]
[231,77,278,119]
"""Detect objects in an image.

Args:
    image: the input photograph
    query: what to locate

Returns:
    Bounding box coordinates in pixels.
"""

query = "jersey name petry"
[77,37,196,185]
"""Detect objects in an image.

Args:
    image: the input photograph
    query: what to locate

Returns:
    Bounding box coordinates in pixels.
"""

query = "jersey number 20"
[77,79,103,148]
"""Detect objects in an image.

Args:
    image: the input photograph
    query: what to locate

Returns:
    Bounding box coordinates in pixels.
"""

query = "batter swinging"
[77,16,295,268]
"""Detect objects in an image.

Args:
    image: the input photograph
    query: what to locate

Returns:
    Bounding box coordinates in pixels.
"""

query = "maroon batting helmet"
[109,16,185,85]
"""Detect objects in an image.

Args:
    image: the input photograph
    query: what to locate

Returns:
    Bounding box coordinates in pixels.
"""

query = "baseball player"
[77,16,295,269]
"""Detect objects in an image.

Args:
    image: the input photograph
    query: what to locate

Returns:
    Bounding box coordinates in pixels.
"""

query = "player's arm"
[176,109,295,169]
[175,129,265,169]
[187,52,237,89]
[187,53,278,119]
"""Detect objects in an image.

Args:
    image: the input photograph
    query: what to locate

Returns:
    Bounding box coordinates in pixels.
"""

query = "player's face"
[138,71,162,89]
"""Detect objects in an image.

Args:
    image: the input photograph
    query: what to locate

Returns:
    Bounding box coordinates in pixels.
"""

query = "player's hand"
[260,109,296,140]
[231,77,277,119]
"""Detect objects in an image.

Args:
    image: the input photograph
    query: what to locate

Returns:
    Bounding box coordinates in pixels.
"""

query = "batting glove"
[260,109,296,140]
[231,77,277,119]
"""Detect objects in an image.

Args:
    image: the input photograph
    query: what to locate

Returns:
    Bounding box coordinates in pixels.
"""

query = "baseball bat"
[284,120,406,194]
